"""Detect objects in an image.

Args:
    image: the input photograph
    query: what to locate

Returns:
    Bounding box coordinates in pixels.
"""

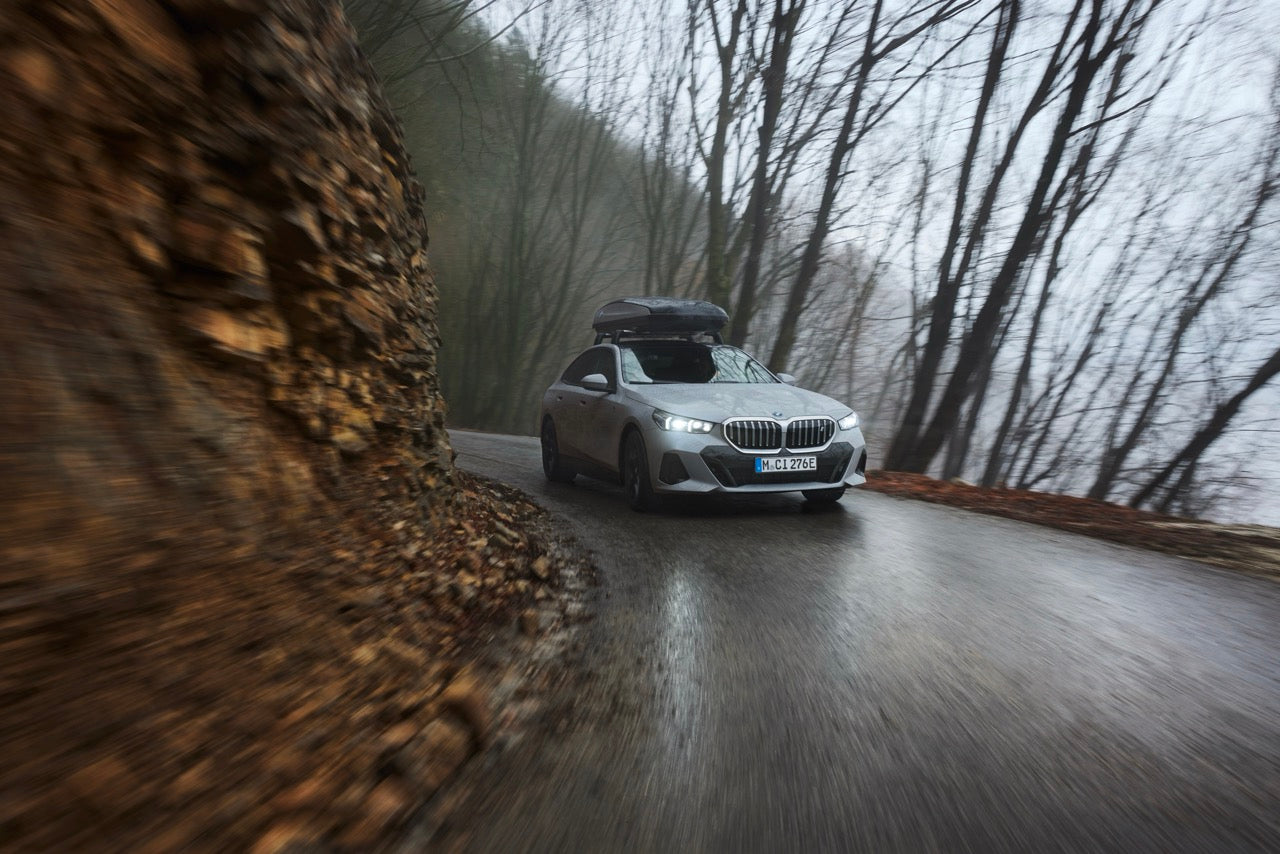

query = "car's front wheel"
[803,486,846,504]
[622,431,658,512]
[541,418,576,483]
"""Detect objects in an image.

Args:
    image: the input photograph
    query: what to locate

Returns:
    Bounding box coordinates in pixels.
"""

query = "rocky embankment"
[0,1,585,849]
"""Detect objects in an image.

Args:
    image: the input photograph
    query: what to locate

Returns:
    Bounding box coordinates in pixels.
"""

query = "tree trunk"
[1131,346,1280,511]
[727,0,804,346]
[899,0,1124,472]
[885,0,1022,468]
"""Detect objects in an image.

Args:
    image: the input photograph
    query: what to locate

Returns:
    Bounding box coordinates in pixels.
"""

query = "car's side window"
[561,348,616,389]
[561,351,597,385]
[592,349,617,387]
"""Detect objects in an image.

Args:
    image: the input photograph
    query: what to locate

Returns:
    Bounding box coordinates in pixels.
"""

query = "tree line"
[344,0,1280,520]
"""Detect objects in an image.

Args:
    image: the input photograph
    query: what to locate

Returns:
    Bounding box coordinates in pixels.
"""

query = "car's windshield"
[619,342,777,384]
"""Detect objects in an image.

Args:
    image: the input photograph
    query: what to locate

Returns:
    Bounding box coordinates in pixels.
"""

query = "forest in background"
[343,0,1280,523]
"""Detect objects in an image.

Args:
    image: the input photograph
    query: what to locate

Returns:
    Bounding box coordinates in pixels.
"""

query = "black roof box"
[592,297,728,337]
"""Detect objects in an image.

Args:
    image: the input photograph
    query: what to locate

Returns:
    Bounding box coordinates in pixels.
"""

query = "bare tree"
[1133,345,1280,511]
[768,0,982,374]
[688,0,756,309]
[888,0,1168,472]
[633,5,708,298]
[345,0,538,88]
[725,0,805,345]
[1087,82,1280,500]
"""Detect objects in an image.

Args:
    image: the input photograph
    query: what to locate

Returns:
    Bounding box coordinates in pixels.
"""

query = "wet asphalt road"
[434,429,1280,851]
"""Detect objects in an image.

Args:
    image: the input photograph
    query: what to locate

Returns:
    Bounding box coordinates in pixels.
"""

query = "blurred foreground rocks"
[0,1,589,848]
[1,0,449,560]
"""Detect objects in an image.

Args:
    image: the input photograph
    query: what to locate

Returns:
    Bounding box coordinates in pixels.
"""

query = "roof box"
[592,297,729,338]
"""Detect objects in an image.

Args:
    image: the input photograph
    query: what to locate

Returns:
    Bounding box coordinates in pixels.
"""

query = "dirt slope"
[0,1,584,849]
[863,472,1280,578]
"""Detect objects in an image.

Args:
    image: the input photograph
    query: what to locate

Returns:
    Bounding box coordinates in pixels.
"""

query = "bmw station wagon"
[539,297,867,510]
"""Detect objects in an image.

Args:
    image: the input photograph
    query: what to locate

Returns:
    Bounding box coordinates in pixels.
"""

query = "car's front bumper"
[641,424,867,495]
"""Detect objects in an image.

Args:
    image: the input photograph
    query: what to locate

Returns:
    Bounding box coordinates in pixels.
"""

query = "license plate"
[755,455,817,473]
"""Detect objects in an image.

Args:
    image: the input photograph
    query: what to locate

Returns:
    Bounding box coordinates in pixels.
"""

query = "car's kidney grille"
[724,417,835,453]
[725,419,783,451]
[786,418,835,450]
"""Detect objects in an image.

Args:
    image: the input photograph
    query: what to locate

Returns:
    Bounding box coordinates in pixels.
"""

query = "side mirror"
[581,373,612,393]
[776,373,798,385]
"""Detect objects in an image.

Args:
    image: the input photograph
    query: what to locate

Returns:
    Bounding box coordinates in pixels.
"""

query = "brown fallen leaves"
[0,471,591,852]
[862,471,1280,578]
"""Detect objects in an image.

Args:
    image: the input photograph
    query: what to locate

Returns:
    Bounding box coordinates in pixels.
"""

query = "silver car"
[539,298,867,511]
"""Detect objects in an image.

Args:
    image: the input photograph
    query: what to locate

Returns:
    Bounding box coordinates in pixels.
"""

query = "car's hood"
[626,382,850,422]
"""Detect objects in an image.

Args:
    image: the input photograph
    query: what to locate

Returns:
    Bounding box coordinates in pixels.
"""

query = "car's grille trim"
[786,417,835,450]
[723,416,837,454]
[724,419,783,451]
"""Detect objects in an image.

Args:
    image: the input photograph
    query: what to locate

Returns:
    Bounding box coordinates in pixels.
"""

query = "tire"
[541,418,576,483]
[622,431,658,512]
[803,486,846,504]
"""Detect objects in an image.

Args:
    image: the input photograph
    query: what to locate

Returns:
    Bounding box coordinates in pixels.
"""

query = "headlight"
[838,412,859,431]
[652,409,715,434]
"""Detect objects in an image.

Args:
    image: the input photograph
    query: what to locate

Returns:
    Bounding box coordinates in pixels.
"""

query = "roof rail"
[594,329,724,345]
